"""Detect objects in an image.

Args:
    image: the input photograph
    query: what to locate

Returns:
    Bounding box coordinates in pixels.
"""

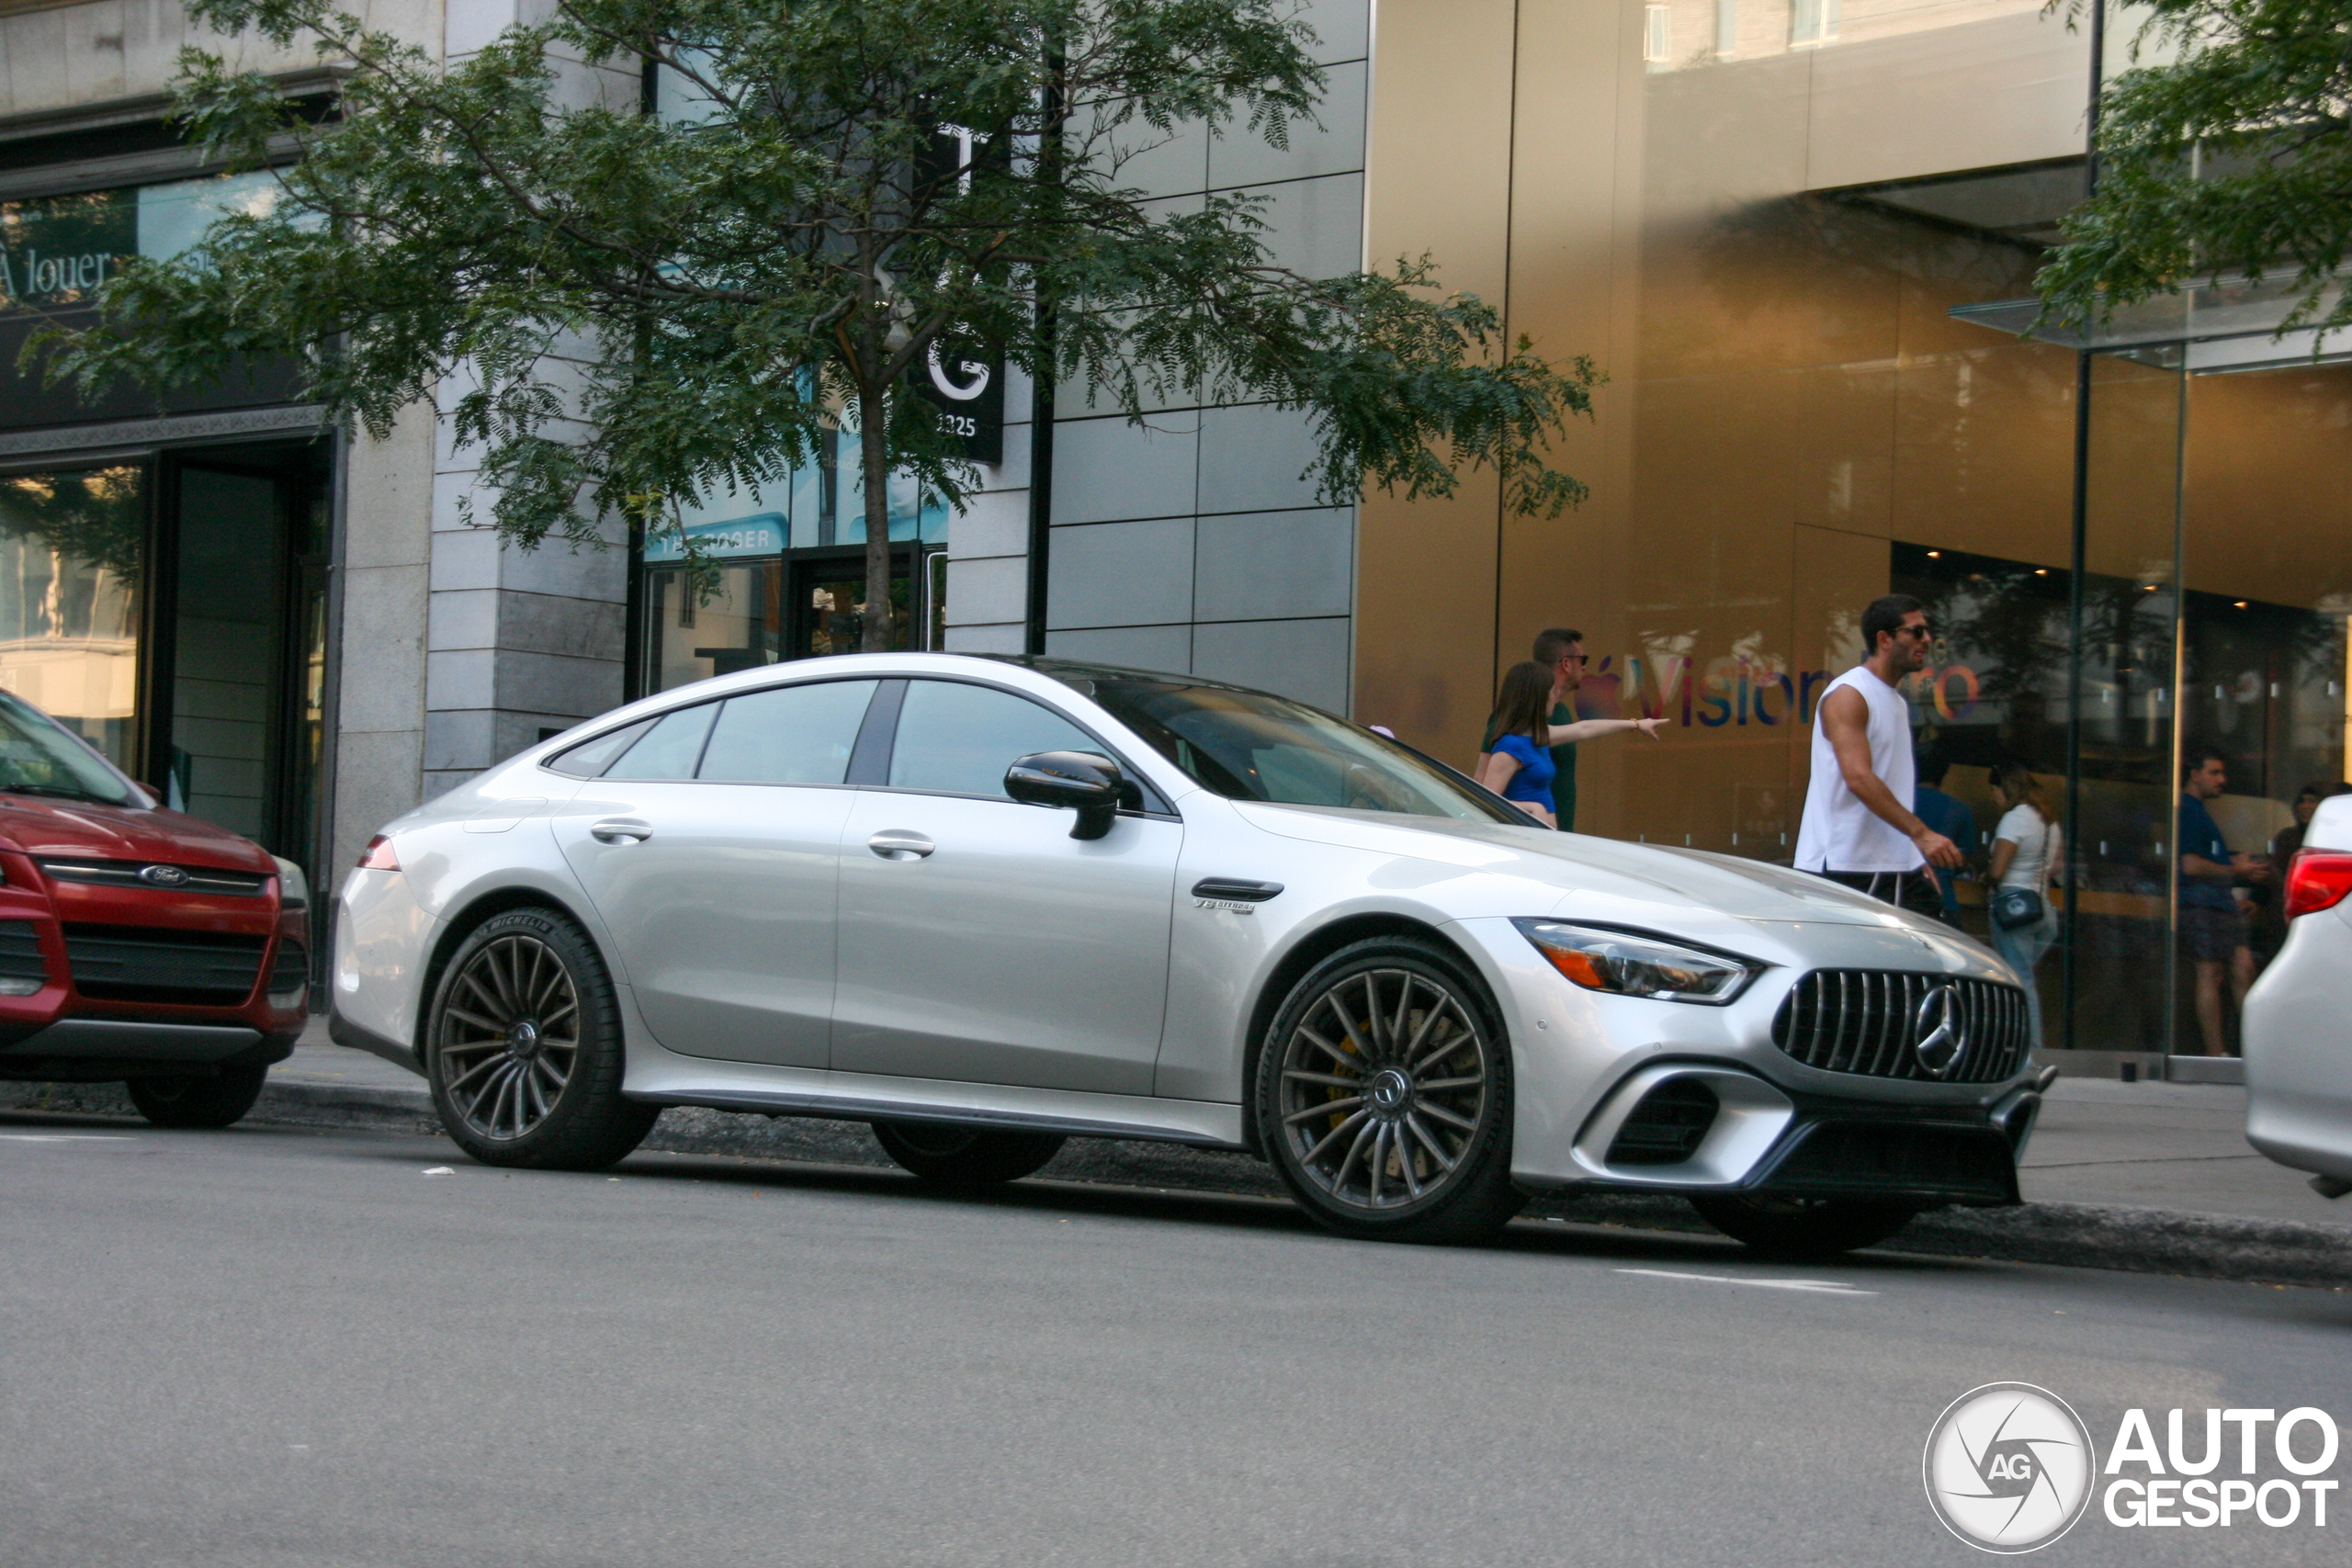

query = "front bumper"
[1449,913,2037,1208]
[0,1018,295,1082]
[1523,1060,2039,1206]
[0,855,309,1081]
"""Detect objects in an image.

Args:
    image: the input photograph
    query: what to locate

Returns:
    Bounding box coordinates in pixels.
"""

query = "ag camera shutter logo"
[1923,1382,2097,1552]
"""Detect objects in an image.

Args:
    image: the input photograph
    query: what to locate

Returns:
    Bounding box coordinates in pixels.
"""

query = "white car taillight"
[2283,850,2352,919]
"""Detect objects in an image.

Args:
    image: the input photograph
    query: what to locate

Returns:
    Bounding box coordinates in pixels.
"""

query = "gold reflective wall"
[1361,2,2352,1055]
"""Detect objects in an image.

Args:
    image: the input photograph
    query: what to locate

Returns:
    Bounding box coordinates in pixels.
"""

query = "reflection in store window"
[2,171,301,313]
[0,468,143,770]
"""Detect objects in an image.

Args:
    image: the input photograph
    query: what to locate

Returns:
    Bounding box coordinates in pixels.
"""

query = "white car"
[330,654,2043,1254]
[2244,794,2352,1200]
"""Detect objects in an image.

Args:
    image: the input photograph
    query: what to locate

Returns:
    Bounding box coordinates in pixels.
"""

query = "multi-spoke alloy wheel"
[1257,937,1522,1244]
[425,908,656,1170]
[437,932,580,1142]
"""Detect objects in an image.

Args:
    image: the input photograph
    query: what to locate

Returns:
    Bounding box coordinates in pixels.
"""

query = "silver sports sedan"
[331,654,2045,1254]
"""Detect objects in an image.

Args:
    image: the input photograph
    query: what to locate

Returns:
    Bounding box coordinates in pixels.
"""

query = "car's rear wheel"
[1688,1194,1917,1258]
[125,1064,267,1129]
[1255,936,1524,1245]
[870,1122,1065,1184]
[425,908,656,1170]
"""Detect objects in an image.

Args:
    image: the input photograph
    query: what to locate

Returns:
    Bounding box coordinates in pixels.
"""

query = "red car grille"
[36,859,271,897]
[62,925,267,1005]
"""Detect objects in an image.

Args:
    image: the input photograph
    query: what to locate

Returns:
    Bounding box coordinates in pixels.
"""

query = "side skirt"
[626,1059,1247,1150]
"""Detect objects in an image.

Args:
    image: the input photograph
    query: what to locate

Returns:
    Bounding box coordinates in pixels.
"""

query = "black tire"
[1254,935,1525,1245]
[425,907,657,1171]
[870,1122,1065,1184]
[125,1064,267,1129]
[1688,1194,1917,1258]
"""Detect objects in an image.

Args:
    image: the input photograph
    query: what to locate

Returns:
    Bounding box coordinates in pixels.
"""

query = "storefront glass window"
[640,444,950,693]
[2,170,294,312]
[0,467,142,770]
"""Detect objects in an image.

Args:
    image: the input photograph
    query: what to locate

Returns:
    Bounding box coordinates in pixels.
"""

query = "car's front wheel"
[425,908,656,1170]
[1255,936,1524,1245]
[870,1122,1065,1184]
[125,1064,267,1128]
[1688,1194,1917,1258]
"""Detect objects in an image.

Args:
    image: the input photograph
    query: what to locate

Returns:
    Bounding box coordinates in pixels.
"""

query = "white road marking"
[0,1134,136,1143]
[1614,1267,1877,1296]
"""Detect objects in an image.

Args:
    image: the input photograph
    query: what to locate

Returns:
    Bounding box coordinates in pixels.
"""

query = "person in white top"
[1792,594,1962,916]
[1986,758,2064,1053]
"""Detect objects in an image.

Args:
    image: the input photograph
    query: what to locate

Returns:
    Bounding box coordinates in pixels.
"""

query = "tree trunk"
[857,382,894,651]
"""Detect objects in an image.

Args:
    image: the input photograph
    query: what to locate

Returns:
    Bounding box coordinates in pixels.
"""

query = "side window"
[698,680,877,785]
[604,703,718,780]
[545,718,652,778]
[888,681,1101,799]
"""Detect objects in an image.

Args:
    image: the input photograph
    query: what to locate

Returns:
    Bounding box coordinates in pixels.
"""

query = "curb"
[10,1075,2348,1290]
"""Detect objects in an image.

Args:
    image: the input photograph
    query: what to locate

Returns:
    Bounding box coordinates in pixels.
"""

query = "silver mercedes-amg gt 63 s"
[331,654,2047,1254]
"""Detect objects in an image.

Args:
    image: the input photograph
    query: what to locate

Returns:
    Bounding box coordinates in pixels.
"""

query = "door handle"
[590,819,653,844]
[867,829,934,861]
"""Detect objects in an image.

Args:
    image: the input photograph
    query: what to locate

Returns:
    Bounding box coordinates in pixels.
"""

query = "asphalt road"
[4,1110,2347,1568]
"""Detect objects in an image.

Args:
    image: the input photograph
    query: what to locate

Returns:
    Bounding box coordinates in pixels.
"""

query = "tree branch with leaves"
[2038,0,2352,343]
[30,0,1600,652]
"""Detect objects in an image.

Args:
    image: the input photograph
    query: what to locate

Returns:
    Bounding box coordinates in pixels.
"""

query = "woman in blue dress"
[1476,661,1565,825]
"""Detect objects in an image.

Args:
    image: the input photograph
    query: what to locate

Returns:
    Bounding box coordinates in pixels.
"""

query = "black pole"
[2061,0,2108,1052]
[1023,46,1065,657]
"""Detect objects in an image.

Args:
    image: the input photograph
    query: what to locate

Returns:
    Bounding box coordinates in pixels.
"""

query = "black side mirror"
[1005,750,1125,840]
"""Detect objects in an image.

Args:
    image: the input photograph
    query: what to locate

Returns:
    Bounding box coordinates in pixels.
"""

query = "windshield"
[1055,671,1518,824]
[0,689,141,807]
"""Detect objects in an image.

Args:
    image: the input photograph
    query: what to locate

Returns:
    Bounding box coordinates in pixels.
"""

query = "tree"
[31,0,1600,652]
[2038,0,2352,344]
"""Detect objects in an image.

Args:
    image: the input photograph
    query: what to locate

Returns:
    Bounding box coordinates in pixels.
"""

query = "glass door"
[2064,350,2186,1059]
[2171,359,2352,1057]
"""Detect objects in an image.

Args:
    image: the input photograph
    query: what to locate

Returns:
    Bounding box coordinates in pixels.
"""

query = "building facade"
[4,0,2346,1066]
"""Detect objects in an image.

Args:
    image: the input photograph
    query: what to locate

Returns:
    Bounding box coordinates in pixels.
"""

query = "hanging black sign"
[908,334,1004,464]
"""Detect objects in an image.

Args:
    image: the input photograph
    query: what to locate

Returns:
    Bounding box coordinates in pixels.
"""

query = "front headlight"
[273,855,310,911]
[1512,919,1764,1006]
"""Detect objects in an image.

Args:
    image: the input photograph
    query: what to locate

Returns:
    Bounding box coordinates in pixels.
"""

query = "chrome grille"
[1770,971,2030,1084]
[38,858,271,897]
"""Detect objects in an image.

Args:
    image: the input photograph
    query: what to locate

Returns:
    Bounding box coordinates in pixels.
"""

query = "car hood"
[1231,802,1919,929]
[0,796,277,872]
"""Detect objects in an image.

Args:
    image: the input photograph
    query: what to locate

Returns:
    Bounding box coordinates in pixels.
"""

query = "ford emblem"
[138,863,191,888]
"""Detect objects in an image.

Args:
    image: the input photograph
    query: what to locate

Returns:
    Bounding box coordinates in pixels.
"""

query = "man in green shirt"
[1529,627,1666,831]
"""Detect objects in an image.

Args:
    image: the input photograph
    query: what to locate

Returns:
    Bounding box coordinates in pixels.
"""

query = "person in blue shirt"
[1476,655,1667,829]
[1476,661,1566,824]
[1912,749,1979,927]
[2178,746,2271,1056]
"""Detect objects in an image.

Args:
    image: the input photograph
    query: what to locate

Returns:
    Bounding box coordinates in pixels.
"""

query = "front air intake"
[1604,1077,1721,1167]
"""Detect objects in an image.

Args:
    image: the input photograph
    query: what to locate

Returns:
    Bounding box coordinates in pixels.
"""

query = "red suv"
[0,688,308,1126]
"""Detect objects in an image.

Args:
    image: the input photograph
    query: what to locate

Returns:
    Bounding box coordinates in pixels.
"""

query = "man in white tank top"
[1792,595,1962,916]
